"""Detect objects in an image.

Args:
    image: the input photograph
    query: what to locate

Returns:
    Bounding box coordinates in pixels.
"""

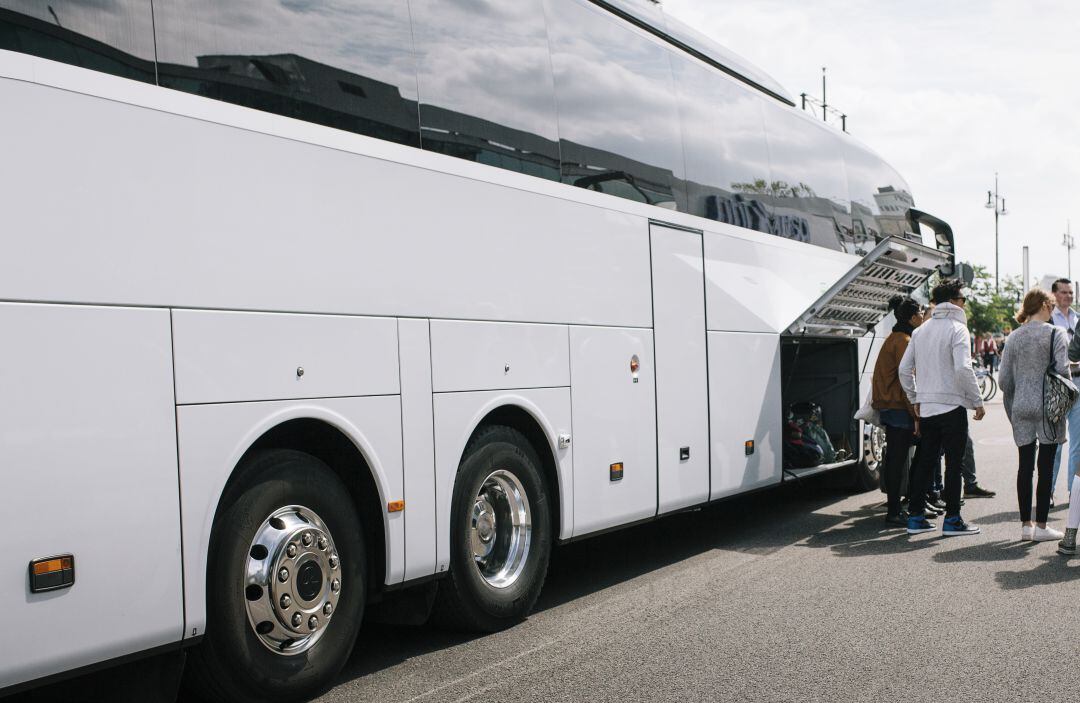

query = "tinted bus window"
[544,0,686,211]
[410,0,560,181]
[154,1,420,147]
[671,54,771,232]
[844,141,916,248]
[761,102,852,252]
[0,1,155,83]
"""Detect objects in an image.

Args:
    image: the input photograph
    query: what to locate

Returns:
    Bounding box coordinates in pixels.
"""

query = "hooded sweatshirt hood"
[932,301,967,324]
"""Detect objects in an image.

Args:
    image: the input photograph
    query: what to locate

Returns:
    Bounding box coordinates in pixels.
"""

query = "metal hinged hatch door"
[785,236,951,337]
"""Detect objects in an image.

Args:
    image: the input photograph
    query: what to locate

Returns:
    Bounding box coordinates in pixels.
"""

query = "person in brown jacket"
[872,297,925,525]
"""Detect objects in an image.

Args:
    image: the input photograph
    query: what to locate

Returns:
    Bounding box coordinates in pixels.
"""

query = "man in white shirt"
[1050,278,1080,504]
[899,279,985,536]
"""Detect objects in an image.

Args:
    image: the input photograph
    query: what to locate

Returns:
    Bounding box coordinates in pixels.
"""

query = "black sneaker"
[928,497,947,510]
[965,484,996,498]
[885,511,910,526]
[923,503,943,517]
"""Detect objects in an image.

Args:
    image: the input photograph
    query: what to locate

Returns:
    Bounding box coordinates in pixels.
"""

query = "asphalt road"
[319,395,1079,703]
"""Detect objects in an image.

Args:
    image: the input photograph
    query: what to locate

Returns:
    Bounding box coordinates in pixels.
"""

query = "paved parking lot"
[320,395,1079,702]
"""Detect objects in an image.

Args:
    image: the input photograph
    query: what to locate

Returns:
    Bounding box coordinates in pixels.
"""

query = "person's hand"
[974,406,986,421]
[913,418,921,437]
[912,403,921,418]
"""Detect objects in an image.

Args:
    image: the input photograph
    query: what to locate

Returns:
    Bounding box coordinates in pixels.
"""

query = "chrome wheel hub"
[244,505,341,655]
[469,470,531,589]
[867,425,886,466]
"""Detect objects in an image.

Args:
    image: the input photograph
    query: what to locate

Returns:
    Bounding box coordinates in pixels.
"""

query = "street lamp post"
[1064,220,1075,282]
[985,173,1007,292]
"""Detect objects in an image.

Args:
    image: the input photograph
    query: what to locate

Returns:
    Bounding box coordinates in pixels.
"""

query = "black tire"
[184,450,365,703]
[432,425,552,633]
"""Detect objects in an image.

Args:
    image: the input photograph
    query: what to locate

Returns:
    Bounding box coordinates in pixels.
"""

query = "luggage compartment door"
[1,304,182,690]
[650,224,710,514]
[785,236,951,337]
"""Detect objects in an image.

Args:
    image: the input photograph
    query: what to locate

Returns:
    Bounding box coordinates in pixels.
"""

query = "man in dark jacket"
[872,297,923,525]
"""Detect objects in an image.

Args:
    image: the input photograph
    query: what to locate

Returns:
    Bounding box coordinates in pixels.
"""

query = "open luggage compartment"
[781,336,860,478]
[779,236,951,481]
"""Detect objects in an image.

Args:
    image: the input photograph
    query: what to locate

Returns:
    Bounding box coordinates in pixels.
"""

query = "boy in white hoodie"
[899,279,985,536]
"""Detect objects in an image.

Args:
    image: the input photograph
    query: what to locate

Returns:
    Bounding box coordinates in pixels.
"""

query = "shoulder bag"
[1043,327,1078,436]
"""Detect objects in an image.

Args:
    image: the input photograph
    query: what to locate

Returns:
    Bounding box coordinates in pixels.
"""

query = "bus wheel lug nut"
[291,613,302,627]
[302,533,313,547]
[317,536,328,550]
[286,544,297,558]
[308,616,319,630]
[329,555,339,569]
[280,594,292,609]
[278,568,289,583]
[331,579,340,593]
[323,602,333,616]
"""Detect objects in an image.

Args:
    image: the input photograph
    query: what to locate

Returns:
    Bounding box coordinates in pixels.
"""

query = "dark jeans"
[1017,442,1055,524]
[917,433,978,500]
[883,424,915,516]
[962,435,978,488]
[909,407,968,517]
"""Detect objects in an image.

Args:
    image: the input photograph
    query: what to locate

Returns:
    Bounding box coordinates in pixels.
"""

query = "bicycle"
[974,361,998,401]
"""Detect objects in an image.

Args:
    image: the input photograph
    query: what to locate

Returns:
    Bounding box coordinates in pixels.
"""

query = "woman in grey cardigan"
[999,288,1069,541]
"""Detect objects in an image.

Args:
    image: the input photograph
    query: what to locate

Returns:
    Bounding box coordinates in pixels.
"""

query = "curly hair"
[931,279,965,304]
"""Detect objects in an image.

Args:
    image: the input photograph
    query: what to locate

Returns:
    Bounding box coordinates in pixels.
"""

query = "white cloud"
[663,0,1080,288]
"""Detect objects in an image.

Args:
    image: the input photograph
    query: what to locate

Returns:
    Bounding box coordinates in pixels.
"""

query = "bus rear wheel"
[184,450,365,703]
[433,425,552,632]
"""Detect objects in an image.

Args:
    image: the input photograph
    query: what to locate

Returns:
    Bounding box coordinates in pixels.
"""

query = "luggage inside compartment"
[781,337,859,474]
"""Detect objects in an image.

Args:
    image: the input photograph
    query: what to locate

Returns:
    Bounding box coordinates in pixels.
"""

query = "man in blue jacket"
[899,279,985,536]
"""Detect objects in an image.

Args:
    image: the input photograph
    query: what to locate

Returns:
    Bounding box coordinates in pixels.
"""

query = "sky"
[663,0,1080,289]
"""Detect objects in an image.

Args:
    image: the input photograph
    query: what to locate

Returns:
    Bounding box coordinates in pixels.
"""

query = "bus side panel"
[0,75,653,330]
[707,331,782,500]
[176,396,403,639]
[858,330,886,384]
[702,228,855,334]
[433,388,573,570]
[399,319,438,582]
[569,326,657,537]
[171,310,400,404]
[0,303,182,690]
[430,321,570,393]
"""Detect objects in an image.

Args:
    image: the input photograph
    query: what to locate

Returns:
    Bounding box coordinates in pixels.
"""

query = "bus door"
[650,223,710,514]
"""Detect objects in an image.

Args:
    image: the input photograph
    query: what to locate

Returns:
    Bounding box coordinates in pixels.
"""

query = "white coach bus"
[0,0,955,699]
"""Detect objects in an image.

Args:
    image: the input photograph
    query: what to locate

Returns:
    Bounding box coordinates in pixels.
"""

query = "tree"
[964,264,1021,335]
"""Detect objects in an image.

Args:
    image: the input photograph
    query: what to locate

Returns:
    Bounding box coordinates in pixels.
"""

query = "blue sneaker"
[907,515,936,534]
[942,515,980,537]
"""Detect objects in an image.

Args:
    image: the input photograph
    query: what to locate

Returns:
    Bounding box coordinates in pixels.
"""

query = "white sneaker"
[1034,526,1065,542]
[1022,525,1035,540]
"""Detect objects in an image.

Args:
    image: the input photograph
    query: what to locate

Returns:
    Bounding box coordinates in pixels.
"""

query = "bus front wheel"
[184,450,366,703]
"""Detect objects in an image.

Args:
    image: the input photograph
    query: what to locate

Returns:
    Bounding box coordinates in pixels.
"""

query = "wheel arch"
[212,410,393,600]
